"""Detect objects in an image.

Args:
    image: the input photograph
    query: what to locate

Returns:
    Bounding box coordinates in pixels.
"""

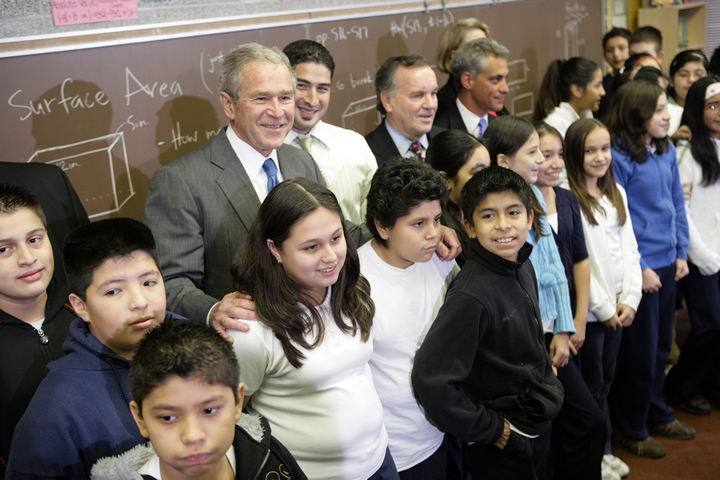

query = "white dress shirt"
[226,125,283,202]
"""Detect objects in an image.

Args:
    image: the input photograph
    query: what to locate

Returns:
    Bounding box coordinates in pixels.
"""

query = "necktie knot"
[297,135,313,154]
[477,117,487,138]
[262,158,279,193]
[409,141,424,161]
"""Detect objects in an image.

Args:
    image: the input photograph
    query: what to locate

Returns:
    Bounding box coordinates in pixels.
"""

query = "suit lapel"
[211,129,262,233]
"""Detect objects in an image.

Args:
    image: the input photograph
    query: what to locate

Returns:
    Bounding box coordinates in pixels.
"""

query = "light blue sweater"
[526,185,576,335]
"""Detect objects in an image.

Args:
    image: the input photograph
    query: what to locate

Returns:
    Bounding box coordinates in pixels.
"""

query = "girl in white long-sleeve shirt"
[565,118,642,478]
[665,75,720,413]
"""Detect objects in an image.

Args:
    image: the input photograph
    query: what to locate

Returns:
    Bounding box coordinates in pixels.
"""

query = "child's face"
[374,199,442,269]
[464,191,533,263]
[130,376,243,480]
[268,206,346,304]
[0,208,53,309]
[704,92,720,140]
[69,250,166,360]
[576,68,605,112]
[582,127,612,180]
[643,93,671,143]
[447,144,490,208]
[630,41,660,60]
[670,61,707,103]
[536,134,564,189]
[498,131,543,184]
[604,36,630,71]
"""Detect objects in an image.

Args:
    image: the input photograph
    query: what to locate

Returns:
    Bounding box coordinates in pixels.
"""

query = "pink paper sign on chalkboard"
[51,0,139,26]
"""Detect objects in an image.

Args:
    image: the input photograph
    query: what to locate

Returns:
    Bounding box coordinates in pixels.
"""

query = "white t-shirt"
[358,241,458,471]
[229,288,387,480]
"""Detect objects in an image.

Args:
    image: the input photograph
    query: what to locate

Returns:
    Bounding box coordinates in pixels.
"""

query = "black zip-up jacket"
[412,240,564,445]
[0,279,75,474]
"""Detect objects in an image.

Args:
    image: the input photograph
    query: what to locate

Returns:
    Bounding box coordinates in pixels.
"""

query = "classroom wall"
[1,0,603,222]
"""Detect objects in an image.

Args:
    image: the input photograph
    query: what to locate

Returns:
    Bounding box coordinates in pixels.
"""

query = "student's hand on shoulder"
[549,333,570,368]
[675,259,689,281]
[616,304,636,327]
[671,125,691,143]
[209,291,257,343]
[682,182,693,201]
[602,313,622,330]
[641,267,662,293]
[436,225,461,262]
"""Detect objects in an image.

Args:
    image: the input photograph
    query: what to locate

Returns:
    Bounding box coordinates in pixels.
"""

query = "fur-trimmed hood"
[91,413,268,480]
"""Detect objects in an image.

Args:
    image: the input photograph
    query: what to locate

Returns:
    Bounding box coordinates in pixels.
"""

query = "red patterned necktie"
[409,141,424,161]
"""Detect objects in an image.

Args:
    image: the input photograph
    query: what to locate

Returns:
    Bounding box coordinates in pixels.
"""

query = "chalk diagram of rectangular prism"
[342,95,381,131]
[27,133,135,219]
[508,59,534,117]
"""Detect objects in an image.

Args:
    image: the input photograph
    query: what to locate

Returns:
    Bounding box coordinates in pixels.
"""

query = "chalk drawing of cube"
[342,95,381,131]
[28,132,135,219]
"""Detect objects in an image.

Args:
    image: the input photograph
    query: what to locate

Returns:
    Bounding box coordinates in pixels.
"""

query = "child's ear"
[374,218,391,241]
[266,239,282,264]
[497,154,510,169]
[235,383,245,422]
[526,209,534,231]
[129,401,150,439]
[657,50,665,63]
[463,218,477,239]
[68,293,90,324]
[440,171,455,192]
[570,83,584,100]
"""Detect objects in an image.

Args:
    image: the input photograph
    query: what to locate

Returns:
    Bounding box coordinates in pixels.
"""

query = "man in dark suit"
[365,55,444,166]
[144,43,328,328]
[434,38,510,139]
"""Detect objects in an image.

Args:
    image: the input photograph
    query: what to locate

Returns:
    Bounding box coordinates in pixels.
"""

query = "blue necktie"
[262,158,279,193]
[478,117,487,138]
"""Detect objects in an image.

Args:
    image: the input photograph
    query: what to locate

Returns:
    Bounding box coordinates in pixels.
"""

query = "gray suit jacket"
[145,127,331,322]
[364,118,445,167]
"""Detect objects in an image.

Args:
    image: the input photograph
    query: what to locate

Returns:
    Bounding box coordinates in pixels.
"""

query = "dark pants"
[546,334,605,480]
[665,264,720,401]
[465,428,551,480]
[368,448,400,480]
[399,434,448,480]
[581,322,623,453]
[610,264,676,440]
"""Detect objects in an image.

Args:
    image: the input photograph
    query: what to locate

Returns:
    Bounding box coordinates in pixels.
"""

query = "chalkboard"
[0,0,601,221]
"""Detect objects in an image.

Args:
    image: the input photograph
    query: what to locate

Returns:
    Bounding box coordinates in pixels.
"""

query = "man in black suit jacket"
[365,54,444,166]
[434,38,510,138]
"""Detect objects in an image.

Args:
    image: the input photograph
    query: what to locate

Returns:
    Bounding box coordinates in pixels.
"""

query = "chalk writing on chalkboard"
[390,10,454,39]
[51,0,139,27]
[27,133,135,218]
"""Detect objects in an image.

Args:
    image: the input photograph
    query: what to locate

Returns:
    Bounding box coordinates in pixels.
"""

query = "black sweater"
[412,240,564,445]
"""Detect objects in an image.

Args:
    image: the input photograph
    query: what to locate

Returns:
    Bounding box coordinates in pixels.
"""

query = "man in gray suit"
[144,43,326,328]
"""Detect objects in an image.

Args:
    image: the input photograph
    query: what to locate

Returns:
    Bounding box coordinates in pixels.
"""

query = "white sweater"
[581,185,643,323]
[677,139,720,275]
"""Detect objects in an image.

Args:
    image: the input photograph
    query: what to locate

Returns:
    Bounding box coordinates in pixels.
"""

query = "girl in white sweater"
[565,118,643,478]
[665,75,720,415]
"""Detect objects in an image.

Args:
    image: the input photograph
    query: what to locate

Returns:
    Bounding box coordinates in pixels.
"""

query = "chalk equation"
[316,25,369,46]
[51,0,139,26]
[125,68,183,106]
[390,10,454,39]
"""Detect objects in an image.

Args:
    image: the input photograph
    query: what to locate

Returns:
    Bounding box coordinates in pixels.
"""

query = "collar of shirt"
[285,120,330,150]
[139,445,236,477]
[456,97,487,136]
[384,119,428,157]
[226,125,283,201]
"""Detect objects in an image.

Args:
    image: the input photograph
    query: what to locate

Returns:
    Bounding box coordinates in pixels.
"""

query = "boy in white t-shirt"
[360,158,459,479]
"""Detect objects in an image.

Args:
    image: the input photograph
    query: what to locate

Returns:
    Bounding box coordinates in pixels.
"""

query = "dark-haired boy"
[597,27,632,119]
[6,218,181,480]
[360,158,459,478]
[0,184,76,475]
[91,318,307,480]
[412,167,564,479]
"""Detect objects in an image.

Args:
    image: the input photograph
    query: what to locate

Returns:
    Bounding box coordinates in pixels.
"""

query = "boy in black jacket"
[412,167,564,480]
[91,318,306,480]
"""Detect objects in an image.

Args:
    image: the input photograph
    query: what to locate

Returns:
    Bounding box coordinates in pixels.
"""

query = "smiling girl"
[535,57,605,138]
[229,178,397,480]
[665,75,720,416]
[605,80,692,458]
